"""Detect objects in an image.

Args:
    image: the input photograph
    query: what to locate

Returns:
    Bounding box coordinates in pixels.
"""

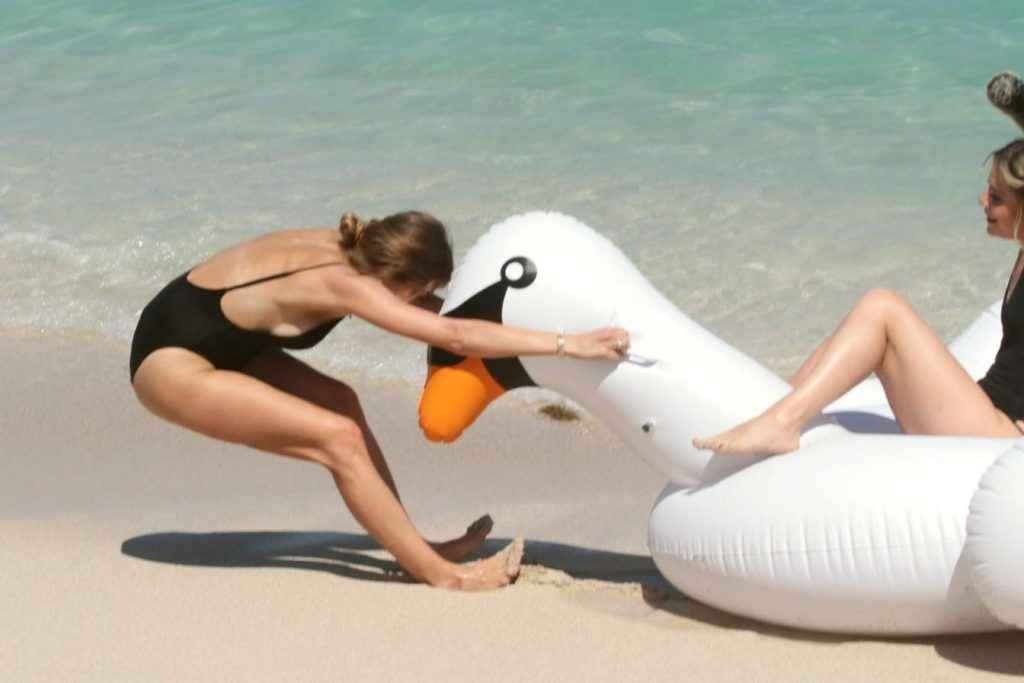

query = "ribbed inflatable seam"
[937,513,950,590]
[966,447,1024,628]
[921,512,934,585]
[737,531,745,577]
[722,534,731,575]
[967,476,997,606]
[835,518,849,582]
[926,514,937,588]
[905,508,919,589]
[838,520,850,582]
[836,517,846,580]
[852,517,863,584]
[719,532,729,575]
[863,513,875,589]
[900,510,912,590]
[893,510,902,587]
[800,518,811,585]
[936,512,948,576]
[912,509,923,588]
[870,511,880,588]
[867,512,877,588]
[946,512,965,581]
[936,514,949,585]
[651,541,940,561]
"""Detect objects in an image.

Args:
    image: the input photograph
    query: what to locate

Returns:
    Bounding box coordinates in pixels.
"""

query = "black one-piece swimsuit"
[978,259,1024,421]
[129,262,344,381]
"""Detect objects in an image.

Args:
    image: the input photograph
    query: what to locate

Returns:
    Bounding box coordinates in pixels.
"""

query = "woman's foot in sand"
[692,411,801,456]
[442,537,524,591]
[430,514,493,562]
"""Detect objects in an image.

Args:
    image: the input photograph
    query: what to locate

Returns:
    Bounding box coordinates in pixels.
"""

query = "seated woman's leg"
[787,314,848,387]
[694,289,1019,455]
[132,348,521,589]
[867,290,1016,436]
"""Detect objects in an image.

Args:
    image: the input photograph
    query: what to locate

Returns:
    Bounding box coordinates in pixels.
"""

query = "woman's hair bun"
[339,212,367,249]
[988,71,1024,133]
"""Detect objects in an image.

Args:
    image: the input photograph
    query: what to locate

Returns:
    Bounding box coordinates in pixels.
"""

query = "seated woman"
[695,139,1024,455]
[130,210,630,590]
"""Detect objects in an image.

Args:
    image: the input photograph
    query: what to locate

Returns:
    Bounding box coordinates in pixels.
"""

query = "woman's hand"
[565,326,630,360]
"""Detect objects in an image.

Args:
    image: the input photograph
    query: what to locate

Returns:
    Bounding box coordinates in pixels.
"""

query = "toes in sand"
[502,537,525,580]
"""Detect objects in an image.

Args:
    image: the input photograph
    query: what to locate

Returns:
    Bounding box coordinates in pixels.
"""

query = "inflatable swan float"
[416,74,1024,635]
[417,210,1023,634]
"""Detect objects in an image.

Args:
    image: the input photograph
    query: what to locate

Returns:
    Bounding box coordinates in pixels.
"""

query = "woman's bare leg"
[243,348,493,561]
[694,289,1020,455]
[787,318,846,387]
[132,348,522,589]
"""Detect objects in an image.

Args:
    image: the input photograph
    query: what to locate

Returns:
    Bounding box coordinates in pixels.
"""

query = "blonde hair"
[338,210,453,290]
[990,139,1024,241]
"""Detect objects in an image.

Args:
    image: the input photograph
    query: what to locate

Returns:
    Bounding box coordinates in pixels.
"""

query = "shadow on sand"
[120,530,664,586]
[122,530,1023,674]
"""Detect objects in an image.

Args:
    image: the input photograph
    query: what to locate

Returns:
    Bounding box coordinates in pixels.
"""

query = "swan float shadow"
[418,211,1024,635]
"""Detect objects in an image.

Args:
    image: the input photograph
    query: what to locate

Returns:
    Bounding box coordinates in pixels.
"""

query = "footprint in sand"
[516,563,682,610]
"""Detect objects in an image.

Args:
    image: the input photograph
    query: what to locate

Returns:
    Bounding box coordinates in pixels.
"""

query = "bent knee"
[318,417,370,473]
[856,288,910,321]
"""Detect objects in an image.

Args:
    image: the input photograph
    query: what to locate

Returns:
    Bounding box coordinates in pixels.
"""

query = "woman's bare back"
[187,228,357,338]
[188,229,346,287]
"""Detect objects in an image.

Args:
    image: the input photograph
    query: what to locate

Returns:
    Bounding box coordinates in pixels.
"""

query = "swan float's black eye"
[427,254,539,389]
[500,257,537,289]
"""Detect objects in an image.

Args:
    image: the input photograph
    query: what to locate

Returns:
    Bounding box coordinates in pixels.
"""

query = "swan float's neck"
[419,212,846,484]
[522,292,809,482]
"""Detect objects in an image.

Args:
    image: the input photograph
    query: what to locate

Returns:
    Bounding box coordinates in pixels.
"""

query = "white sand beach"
[3,331,1023,682]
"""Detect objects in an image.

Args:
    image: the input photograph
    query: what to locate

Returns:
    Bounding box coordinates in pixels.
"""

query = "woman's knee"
[317,416,370,476]
[855,288,910,323]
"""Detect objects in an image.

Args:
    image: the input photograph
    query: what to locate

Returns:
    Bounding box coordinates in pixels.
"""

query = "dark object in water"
[988,71,1024,132]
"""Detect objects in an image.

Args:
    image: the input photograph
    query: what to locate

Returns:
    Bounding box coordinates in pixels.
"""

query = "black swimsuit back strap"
[220,261,343,292]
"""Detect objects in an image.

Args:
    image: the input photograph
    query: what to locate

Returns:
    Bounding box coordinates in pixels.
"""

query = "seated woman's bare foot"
[430,514,493,562]
[449,537,524,591]
[692,412,801,456]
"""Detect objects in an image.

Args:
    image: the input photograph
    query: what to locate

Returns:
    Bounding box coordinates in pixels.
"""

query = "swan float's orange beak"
[418,256,540,442]
[419,357,507,442]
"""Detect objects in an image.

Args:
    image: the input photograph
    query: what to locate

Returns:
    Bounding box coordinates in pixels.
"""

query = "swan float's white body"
[418,211,1024,635]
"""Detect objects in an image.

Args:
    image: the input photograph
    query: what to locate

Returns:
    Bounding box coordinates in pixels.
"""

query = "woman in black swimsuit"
[130,211,630,590]
[694,139,1024,456]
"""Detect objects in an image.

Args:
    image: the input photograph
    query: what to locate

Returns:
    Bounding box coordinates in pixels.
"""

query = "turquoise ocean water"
[1,1,1022,381]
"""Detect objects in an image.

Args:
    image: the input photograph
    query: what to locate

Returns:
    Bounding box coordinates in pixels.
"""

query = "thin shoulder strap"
[221,261,343,292]
[1004,250,1024,306]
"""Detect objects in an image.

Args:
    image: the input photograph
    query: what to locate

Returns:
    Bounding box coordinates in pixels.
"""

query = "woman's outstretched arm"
[330,273,629,360]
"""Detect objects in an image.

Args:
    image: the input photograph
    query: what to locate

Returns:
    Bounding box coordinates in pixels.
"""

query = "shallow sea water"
[1,1,1022,382]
